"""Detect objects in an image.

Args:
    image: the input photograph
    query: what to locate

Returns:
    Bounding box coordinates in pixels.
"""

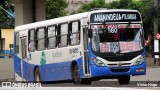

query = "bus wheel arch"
[71,61,81,84]
[71,61,78,78]
[34,66,42,82]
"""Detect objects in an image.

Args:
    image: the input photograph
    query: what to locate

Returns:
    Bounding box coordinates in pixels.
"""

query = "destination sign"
[90,12,141,23]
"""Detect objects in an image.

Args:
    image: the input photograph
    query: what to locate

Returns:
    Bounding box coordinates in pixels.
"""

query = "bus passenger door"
[20,37,27,81]
[82,26,90,77]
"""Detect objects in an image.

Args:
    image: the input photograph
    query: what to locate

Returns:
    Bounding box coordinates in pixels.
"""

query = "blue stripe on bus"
[40,57,84,81]
[14,55,84,81]
[14,55,22,77]
[39,61,72,81]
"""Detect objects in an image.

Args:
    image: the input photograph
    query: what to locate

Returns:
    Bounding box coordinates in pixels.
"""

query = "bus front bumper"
[90,61,146,77]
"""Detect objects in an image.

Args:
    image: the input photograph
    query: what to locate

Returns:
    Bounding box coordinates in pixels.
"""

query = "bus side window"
[47,25,57,49]
[36,28,46,51]
[70,21,80,46]
[58,23,68,47]
[28,29,35,52]
[15,32,19,53]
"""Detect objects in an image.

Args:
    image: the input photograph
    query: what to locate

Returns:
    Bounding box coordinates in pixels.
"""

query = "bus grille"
[110,68,130,73]
[108,63,131,67]
[104,56,136,62]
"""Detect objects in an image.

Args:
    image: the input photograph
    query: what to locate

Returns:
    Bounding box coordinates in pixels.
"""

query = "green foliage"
[119,0,132,9]
[109,1,120,9]
[0,0,14,28]
[71,0,107,14]
[45,0,68,19]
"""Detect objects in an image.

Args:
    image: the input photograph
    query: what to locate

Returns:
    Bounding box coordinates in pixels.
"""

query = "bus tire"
[72,64,91,85]
[34,68,42,82]
[118,75,130,85]
[73,64,82,84]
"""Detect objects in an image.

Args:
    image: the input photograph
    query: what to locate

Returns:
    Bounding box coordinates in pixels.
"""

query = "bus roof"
[15,9,140,32]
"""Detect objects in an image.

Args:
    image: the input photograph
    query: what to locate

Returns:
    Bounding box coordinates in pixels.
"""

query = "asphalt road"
[0,58,14,80]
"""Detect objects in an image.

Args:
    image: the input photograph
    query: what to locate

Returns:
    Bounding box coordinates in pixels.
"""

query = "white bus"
[14,9,146,84]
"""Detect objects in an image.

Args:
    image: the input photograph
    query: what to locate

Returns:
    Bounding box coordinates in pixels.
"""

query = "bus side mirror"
[88,29,93,38]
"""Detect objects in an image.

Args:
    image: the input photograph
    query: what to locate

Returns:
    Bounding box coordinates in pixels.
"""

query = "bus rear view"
[88,10,146,84]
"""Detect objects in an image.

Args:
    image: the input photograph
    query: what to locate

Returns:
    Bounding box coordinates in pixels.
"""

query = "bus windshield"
[91,24,144,53]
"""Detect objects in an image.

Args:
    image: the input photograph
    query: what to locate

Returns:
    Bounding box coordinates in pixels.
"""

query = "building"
[0,29,14,58]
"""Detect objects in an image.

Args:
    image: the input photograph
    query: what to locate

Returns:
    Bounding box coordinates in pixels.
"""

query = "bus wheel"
[73,64,91,85]
[34,68,42,82]
[118,75,130,85]
[73,64,82,84]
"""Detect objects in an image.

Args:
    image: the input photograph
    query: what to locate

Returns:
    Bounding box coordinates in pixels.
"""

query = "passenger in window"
[29,41,35,51]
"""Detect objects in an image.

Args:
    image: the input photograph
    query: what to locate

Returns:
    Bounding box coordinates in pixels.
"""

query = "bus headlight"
[134,56,144,66]
[91,57,105,66]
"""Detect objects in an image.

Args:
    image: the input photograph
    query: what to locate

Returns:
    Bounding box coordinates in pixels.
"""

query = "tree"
[71,0,107,14]
[119,0,132,9]
[45,0,68,19]
[109,1,119,9]
[0,0,14,28]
